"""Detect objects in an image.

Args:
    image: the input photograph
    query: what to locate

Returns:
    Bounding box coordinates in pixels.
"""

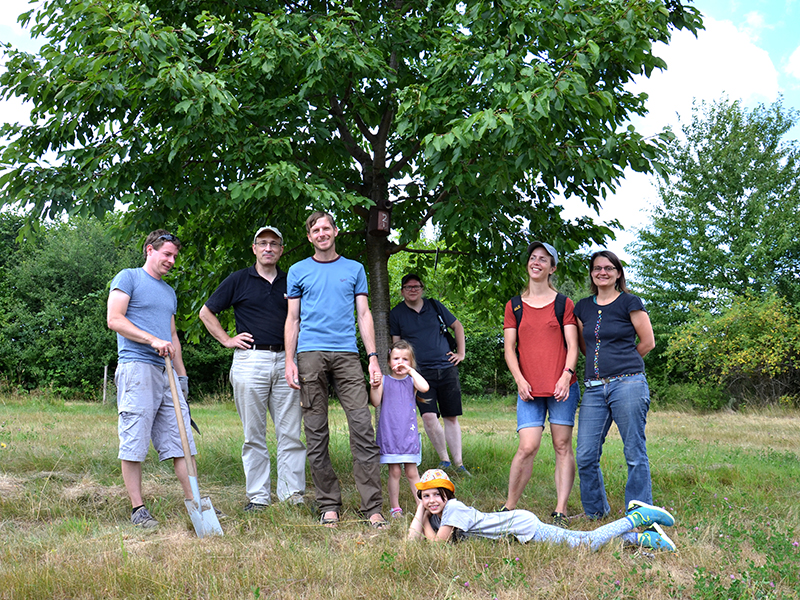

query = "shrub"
[459,331,515,395]
[666,293,800,406]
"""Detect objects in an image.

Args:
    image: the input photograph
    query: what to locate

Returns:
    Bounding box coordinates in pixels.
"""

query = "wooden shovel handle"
[165,355,197,479]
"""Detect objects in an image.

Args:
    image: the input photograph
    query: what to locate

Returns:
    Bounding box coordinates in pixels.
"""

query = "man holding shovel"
[107,229,197,529]
[200,226,306,512]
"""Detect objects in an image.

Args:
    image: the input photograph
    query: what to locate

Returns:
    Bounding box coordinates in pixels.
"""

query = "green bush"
[460,331,514,395]
[653,381,730,411]
[0,216,138,396]
[0,215,231,399]
[666,293,800,407]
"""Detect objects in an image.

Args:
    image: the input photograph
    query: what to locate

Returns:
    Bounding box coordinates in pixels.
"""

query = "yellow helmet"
[415,469,455,494]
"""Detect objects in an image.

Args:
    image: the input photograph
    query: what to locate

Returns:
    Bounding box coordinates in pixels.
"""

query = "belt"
[584,372,643,388]
[252,344,284,352]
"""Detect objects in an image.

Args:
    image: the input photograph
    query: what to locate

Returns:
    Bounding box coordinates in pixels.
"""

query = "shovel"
[165,355,223,538]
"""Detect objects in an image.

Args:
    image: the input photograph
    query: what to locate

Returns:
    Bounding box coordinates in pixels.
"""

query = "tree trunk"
[366,232,392,362]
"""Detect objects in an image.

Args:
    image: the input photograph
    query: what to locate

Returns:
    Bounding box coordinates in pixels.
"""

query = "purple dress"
[376,374,421,464]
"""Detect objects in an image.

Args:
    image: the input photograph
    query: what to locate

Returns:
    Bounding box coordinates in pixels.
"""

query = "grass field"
[1,392,798,599]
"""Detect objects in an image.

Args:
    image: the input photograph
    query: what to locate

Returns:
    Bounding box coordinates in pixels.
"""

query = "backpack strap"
[511,295,523,329]
[555,293,567,349]
[429,298,447,332]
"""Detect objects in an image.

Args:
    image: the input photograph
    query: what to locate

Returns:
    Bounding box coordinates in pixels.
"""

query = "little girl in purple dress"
[370,340,430,518]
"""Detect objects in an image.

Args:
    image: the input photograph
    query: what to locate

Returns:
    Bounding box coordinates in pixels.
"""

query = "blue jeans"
[576,373,652,518]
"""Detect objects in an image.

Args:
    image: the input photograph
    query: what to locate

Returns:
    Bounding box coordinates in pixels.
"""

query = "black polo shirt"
[389,298,457,370]
[204,265,287,346]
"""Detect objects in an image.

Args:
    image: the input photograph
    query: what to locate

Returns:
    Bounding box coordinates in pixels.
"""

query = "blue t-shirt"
[389,299,456,369]
[109,268,177,366]
[573,292,647,380]
[286,256,368,353]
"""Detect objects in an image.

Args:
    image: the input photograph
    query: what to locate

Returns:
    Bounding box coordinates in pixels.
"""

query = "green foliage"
[628,97,800,387]
[1,0,703,353]
[0,213,231,397]
[629,96,800,321]
[652,381,729,411]
[666,293,800,407]
[0,215,139,394]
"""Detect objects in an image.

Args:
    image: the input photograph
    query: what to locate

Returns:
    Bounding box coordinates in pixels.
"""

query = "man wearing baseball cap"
[199,226,306,511]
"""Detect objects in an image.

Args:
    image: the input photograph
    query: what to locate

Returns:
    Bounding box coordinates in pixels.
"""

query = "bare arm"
[408,503,451,541]
[503,327,532,401]
[107,289,174,357]
[553,324,579,401]
[630,310,656,358]
[447,319,466,365]
[369,379,383,407]
[576,318,586,356]
[356,295,382,386]
[284,298,301,389]
[199,305,253,350]
[394,364,430,394]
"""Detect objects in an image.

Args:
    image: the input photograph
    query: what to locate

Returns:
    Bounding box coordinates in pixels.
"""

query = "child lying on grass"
[407,469,676,552]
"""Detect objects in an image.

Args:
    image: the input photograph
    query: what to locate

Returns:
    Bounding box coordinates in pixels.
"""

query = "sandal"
[319,511,339,528]
[368,513,389,530]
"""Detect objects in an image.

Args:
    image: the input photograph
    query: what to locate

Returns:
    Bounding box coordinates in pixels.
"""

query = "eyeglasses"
[158,234,180,244]
[402,285,424,291]
[592,266,617,273]
[255,241,282,249]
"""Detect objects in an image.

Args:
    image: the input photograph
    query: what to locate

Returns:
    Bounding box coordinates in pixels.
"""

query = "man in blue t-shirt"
[199,226,306,512]
[284,211,387,529]
[390,274,470,475]
[107,229,197,530]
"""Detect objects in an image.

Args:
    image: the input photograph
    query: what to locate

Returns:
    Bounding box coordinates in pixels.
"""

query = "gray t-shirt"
[440,499,541,543]
[109,268,177,366]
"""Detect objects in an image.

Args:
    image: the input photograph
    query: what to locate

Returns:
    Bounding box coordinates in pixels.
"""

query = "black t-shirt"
[389,299,456,369]
[204,266,287,346]
[574,292,647,380]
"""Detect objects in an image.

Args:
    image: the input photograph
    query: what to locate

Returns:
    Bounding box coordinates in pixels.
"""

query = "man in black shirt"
[200,226,306,511]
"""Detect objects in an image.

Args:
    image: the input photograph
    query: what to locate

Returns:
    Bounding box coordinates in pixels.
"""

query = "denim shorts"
[516,382,580,431]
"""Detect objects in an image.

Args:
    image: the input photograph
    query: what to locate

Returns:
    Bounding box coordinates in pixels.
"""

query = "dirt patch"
[0,474,25,498]
[63,478,126,507]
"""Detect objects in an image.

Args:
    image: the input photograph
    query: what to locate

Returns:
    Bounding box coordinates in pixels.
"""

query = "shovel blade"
[184,476,223,538]
[184,496,223,538]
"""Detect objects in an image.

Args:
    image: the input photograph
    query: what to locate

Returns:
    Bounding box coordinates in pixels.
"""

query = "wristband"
[563,367,575,375]
[367,352,379,359]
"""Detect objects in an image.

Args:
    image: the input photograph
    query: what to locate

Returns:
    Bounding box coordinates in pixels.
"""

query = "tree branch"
[329,94,372,166]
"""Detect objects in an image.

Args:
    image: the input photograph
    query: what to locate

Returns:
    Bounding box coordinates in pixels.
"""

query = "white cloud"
[786,44,800,80]
[565,17,783,259]
[632,17,779,138]
[741,11,770,43]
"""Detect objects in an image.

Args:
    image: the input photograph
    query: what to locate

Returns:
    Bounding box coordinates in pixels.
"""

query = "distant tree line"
[630,97,800,409]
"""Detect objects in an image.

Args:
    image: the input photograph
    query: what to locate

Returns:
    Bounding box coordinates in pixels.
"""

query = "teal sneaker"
[437,461,452,469]
[626,500,675,528]
[637,523,677,552]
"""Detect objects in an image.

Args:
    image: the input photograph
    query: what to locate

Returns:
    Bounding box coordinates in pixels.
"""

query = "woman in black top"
[573,251,655,519]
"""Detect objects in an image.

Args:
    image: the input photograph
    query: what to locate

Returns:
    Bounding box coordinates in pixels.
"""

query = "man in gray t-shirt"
[107,229,197,529]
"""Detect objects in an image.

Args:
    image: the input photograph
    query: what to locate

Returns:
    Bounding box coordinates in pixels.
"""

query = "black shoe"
[244,502,269,512]
[551,511,570,529]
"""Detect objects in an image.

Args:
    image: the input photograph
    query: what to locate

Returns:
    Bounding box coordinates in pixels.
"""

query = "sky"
[1,1,799,256]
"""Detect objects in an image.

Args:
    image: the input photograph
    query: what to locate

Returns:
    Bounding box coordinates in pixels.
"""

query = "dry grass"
[1,396,798,599]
